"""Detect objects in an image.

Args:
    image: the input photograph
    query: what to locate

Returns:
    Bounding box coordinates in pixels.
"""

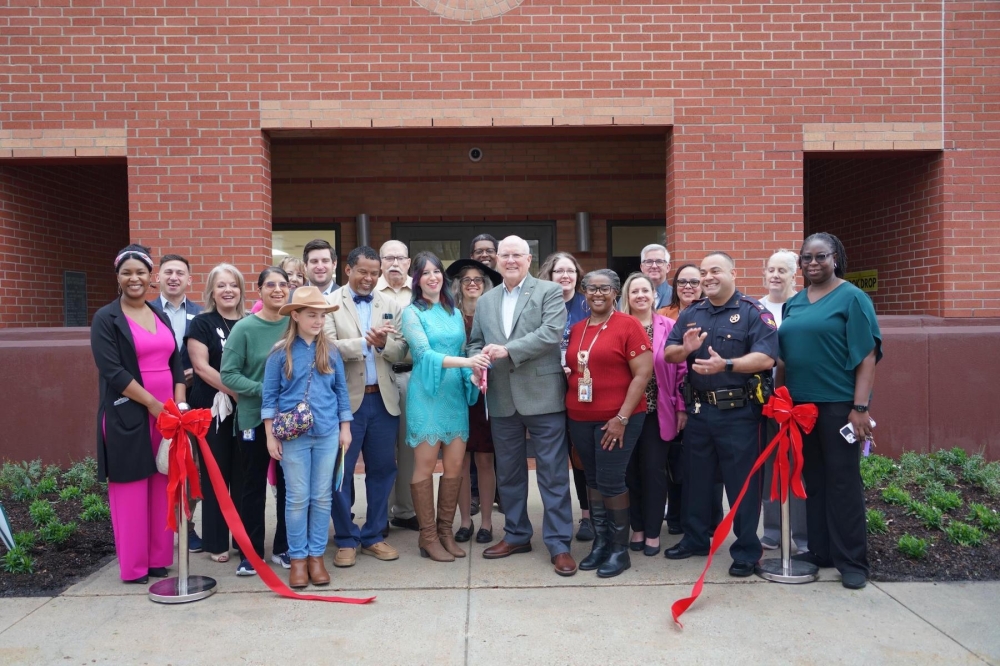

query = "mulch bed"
[867,481,1000,582]
[0,494,116,597]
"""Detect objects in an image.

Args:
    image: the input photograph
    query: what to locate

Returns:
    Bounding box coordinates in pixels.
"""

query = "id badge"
[578,380,593,403]
[242,428,255,442]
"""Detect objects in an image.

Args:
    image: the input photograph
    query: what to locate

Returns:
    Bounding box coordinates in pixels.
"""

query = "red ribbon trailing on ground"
[670,387,817,628]
[156,399,375,605]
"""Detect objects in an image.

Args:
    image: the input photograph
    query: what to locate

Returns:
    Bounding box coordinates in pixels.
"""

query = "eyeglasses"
[381,255,409,263]
[800,253,833,264]
[641,259,668,267]
[498,253,526,262]
[263,281,289,290]
[460,277,485,286]
[473,248,497,256]
[552,268,577,275]
[676,279,701,287]
[584,285,615,295]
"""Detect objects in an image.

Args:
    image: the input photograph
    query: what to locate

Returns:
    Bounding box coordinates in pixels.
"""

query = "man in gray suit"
[468,236,577,577]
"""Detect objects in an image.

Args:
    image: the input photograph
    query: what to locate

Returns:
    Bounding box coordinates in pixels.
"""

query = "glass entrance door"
[391,222,556,275]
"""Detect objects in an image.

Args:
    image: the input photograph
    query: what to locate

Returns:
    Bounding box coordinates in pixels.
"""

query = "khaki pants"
[387,371,415,520]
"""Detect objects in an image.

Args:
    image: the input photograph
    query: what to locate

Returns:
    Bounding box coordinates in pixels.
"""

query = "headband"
[115,250,154,271]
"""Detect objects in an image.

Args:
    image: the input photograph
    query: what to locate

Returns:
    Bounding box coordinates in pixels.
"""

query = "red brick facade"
[1,1,998,324]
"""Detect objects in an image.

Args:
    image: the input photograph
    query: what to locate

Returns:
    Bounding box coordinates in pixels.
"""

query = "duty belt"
[694,387,747,409]
[392,363,413,374]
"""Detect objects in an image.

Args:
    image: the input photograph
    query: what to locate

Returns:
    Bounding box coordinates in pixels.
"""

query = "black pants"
[680,402,763,563]
[239,423,288,559]
[625,411,669,538]
[568,415,645,497]
[199,411,244,555]
[666,431,725,531]
[802,402,868,576]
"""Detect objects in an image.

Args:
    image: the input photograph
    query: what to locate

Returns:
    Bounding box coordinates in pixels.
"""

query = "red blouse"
[565,312,652,422]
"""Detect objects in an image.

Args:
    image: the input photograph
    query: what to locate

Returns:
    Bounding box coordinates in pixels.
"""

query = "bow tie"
[353,293,373,304]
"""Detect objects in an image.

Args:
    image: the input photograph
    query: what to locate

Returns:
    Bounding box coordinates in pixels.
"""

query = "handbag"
[271,361,315,441]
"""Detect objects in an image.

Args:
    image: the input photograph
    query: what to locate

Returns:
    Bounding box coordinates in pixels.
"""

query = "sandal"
[210,552,230,563]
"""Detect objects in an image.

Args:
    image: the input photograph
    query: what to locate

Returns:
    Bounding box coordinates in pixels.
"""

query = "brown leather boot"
[289,558,309,589]
[411,478,454,562]
[307,555,330,586]
[437,476,466,558]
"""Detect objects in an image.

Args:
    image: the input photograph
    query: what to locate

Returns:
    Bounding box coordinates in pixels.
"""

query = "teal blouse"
[779,282,882,403]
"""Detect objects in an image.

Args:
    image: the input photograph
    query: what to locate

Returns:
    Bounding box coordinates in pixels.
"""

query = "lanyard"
[577,312,614,372]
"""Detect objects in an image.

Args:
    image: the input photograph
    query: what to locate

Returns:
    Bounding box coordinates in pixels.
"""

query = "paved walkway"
[2,472,998,665]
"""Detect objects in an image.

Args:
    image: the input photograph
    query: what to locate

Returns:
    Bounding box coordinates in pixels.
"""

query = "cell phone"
[840,418,876,443]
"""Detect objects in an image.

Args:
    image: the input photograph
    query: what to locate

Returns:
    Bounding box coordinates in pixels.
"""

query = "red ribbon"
[156,400,209,532]
[157,399,375,605]
[670,387,817,628]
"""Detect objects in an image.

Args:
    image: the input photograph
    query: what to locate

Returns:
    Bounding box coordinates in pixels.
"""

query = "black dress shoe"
[842,572,867,589]
[124,575,149,584]
[390,516,420,531]
[664,543,708,560]
[728,560,756,577]
[629,541,644,552]
[792,551,834,568]
[147,567,169,578]
[475,527,494,544]
[667,525,683,535]
[643,544,661,557]
[455,522,474,543]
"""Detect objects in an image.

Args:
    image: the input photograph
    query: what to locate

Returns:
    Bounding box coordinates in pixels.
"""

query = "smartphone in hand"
[840,418,876,443]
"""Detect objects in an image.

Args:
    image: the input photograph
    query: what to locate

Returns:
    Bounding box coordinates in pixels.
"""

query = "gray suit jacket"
[468,274,567,418]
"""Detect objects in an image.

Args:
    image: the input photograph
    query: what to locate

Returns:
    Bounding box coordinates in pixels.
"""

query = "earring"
[834,263,838,269]
[117,284,123,296]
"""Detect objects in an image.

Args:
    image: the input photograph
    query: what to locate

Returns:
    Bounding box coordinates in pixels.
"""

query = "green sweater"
[221,314,288,430]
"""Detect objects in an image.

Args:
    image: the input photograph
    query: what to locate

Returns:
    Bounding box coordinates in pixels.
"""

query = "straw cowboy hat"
[277,286,340,316]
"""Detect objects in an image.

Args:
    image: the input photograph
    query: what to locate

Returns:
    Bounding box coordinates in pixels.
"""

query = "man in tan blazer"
[324,246,408,568]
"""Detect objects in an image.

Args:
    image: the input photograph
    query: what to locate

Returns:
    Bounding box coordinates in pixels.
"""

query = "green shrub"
[82,493,106,510]
[62,458,98,492]
[967,503,1000,533]
[80,501,110,523]
[933,447,968,467]
[961,455,1000,496]
[38,520,76,545]
[35,476,58,495]
[882,484,912,506]
[909,502,944,530]
[0,461,33,492]
[42,464,61,482]
[11,484,38,502]
[866,508,888,535]
[13,531,35,550]
[1,546,33,574]
[59,485,82,501]
[925,487,962,513]
[860,454,896,489]
[29,499,57,527]
[897,452,929,483]
[945,521,986,547]
[898,534,928,559]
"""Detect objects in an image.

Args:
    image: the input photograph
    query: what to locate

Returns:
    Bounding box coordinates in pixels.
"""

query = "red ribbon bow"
[761,386,817,503]
[155,400,210,532]
[670,387,818,628]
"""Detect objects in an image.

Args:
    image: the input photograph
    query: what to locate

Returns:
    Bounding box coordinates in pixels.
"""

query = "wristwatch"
[615,414,629,426]
[725,359,734,373]
[852,404,869,413]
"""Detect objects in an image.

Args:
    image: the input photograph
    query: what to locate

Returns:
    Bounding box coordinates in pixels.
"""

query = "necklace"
[575,312,614,403]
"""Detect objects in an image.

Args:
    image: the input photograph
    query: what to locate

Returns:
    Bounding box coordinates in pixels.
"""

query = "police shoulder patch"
[760,312,777,329]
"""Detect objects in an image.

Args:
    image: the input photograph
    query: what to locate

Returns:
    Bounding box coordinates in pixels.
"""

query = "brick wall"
[806,155,945,316]
[0,164,130,326]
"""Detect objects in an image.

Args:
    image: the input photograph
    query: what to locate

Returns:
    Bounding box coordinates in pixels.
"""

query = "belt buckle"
[707,391,718,406]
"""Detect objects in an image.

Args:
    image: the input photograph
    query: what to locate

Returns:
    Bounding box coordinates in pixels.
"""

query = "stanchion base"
[755,558,819,584]
[148,575,218,604]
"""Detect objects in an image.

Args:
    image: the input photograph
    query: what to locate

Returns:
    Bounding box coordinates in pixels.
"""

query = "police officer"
[662,251,779,577]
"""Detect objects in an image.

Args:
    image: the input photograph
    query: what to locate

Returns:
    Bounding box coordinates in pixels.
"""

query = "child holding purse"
[261,286,353,588]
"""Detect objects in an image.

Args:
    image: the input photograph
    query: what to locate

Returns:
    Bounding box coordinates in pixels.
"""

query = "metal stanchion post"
[150,472,218,603]
[755,460,818,583]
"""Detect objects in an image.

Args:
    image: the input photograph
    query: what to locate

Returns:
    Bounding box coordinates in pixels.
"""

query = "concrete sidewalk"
[1,472,998,665]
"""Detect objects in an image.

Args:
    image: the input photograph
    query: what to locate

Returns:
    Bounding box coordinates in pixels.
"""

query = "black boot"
[598,491,632,578]
[579,488,610,571]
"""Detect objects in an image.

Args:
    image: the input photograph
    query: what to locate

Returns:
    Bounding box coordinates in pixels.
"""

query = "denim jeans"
[280,430,339,559]
[568,415,646,497]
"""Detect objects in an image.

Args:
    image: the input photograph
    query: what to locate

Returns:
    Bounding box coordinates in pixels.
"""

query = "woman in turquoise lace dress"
[400,252,492,563]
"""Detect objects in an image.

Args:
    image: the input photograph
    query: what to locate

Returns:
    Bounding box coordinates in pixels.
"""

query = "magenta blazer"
[651,313,687,441]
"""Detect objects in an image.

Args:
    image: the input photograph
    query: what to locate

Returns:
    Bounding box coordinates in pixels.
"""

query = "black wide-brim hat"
[446,259,503,287]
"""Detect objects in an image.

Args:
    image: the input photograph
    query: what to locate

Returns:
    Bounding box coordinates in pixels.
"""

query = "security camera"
[469,147,483,162]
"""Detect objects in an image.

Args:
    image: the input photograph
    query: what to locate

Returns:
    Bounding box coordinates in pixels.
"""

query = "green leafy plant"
[1,546,33,574]
[59,485,82,501]
[897,534,928,559]
[38,520,76,545]
[80,501,110,523]
[882,484,912,506]
[13,531,36,550]
[35,476,58,495]
[82,493,106,510]
[42,464,61,482]
[909,502,944,530]
[29,499,57,527]
[860,454,896,489]
[0,461,33,492]
[62,458,98,492]
[967,503,1000,533]
[961,455,1000,496]
[866,508,888,534]
[924,486,962,513]
[11,484,38,502]
[945,521,986,547]
[897,452,930,484]
[932,447,968,467]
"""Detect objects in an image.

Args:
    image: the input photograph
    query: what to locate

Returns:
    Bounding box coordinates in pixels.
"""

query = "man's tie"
[353,293,373,304]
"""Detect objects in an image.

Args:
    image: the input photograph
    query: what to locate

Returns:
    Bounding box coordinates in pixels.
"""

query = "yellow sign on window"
[845,269,877,293]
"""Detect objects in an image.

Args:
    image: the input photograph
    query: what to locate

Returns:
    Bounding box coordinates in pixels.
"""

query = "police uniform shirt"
[665,290,780,392]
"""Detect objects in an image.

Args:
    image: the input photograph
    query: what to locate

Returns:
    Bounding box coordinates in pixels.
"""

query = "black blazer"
[91,299,185,483]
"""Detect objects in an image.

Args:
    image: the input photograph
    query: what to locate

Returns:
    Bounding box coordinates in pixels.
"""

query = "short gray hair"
[766,249,798,274]
[640,243,670,262]
[581,268,621,293]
